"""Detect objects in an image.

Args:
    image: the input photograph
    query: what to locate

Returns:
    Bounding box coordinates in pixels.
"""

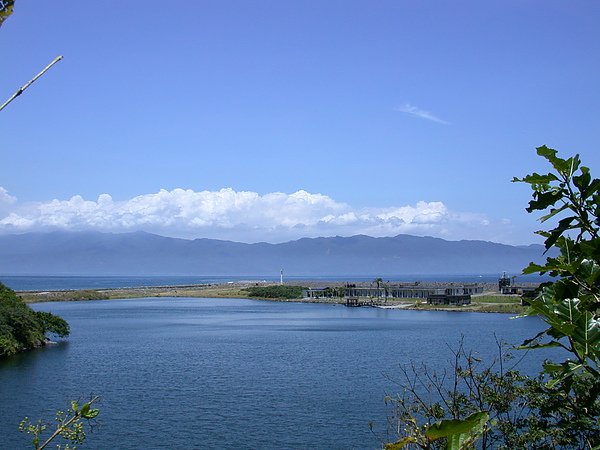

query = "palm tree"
[373,277,383,302]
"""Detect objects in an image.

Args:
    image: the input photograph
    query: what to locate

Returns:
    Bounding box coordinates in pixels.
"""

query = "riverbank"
[16,282,526,314]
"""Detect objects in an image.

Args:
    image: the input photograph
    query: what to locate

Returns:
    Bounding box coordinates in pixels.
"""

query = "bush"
[0,281,70,357]
[243,285,305,299]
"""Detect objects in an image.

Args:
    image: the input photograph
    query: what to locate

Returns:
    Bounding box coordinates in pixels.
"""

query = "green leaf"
[425,411,488,440]
[527,190,563,213]
[517,172,559,185]
[543,362,564,373]
[522,262,547,274]
[545,362,584,388]
[570,311,600,358]
[519,329,550,347]
[565,154,581,178]
[80,403,90,417]
[536,145,559,162]
[543,216,577,249]
[384,437,417,449]
[536,145,574,174]
[579,239,600,260]
[573,169,592,195]
[539,204,569,222]
[520,341,562,350]
[446,433,466,450]
[82,408,99,419]
[579,259,600,285]
[582,178,600,201]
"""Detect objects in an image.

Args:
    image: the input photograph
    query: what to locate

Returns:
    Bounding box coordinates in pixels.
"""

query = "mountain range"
[0,231,551,277]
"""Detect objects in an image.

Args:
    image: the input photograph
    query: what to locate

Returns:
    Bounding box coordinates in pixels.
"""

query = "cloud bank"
[395,103,450,125]
[0,186,512,243]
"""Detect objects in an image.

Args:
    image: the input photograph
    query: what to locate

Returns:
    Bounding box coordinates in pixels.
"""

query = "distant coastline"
[1,272,549,292]
[16,280,529,314]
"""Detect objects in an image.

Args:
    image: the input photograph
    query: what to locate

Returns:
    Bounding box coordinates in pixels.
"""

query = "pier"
[344,297,380,307]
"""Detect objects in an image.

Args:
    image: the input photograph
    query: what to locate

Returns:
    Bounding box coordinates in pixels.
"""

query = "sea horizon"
[0,273,550,292]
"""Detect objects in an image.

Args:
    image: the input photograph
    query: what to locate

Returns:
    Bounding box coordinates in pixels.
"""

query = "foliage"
[19,396,100,450]
[514,146,600,386]
[65,290,109,301]
[384,147,600,449]
[35,311,70,338]
[0,0,14,28]
[383,341,599,449]
[0,282,70,357]
[243,284,305,299]
[19,290,110,303]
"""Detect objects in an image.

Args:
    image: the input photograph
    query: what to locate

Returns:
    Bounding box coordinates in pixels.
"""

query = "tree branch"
[0,55,63,112]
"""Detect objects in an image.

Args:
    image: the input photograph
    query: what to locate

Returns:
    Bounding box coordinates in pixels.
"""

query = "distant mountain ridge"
[0,231,550,276]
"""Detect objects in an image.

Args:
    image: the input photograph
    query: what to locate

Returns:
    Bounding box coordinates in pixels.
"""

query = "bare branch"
[0,55,63,112]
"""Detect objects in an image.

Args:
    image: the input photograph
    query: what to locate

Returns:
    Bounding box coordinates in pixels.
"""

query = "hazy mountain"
[0,231,550,276]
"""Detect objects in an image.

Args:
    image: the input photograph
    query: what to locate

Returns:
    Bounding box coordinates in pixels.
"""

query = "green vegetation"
[20,396,100,450]
[385,147,600,449]
[0,282,69,358]
[19,290,110,303]
[410,302,524,315]
[243,285,305,299]
[471,295,520,304]
[0,0,14,28]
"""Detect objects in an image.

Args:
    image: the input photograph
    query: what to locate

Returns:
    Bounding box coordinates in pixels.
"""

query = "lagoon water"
[0,297,549,449]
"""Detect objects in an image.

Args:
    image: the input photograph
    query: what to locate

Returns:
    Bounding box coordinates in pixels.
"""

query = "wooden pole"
[0,55,63,112]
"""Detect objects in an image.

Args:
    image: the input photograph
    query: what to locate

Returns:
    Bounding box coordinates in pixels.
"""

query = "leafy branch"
[383,146,600,449]
[19,396,100,450]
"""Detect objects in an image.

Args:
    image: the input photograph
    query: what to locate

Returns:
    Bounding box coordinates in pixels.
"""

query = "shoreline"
[16,281,526,314]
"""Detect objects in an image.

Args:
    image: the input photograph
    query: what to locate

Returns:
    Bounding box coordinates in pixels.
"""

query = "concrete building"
[302,283,482,305]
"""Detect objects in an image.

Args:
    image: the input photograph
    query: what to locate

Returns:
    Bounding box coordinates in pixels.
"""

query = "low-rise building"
[303,283,481,303]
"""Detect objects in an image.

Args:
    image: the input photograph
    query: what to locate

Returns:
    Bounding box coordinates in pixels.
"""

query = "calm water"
[0,297,550,449]
[0,274,547,291]
[1,275,262,291]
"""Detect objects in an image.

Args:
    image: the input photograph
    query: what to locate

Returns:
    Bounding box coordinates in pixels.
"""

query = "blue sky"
[1,1,599,244]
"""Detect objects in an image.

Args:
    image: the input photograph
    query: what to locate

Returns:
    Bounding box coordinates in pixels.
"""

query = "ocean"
[0,273,547,291]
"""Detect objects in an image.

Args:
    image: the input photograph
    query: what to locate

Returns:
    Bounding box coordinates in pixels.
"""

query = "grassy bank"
[18,284,249,303]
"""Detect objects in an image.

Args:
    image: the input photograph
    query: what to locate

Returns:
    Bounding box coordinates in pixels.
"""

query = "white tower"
[280,268,284,285]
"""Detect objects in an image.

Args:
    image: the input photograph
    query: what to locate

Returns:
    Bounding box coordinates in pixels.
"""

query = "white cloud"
[0,187,16,204]
[0,185,518,243]
[0,187,17,218]
[395,103,450,125]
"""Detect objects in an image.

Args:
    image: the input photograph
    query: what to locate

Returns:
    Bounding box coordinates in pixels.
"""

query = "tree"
[374,277,384,301]
[0,282,70,357]
[512,146,600,445]
[384,146,600,449]
[35,311,70,338]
